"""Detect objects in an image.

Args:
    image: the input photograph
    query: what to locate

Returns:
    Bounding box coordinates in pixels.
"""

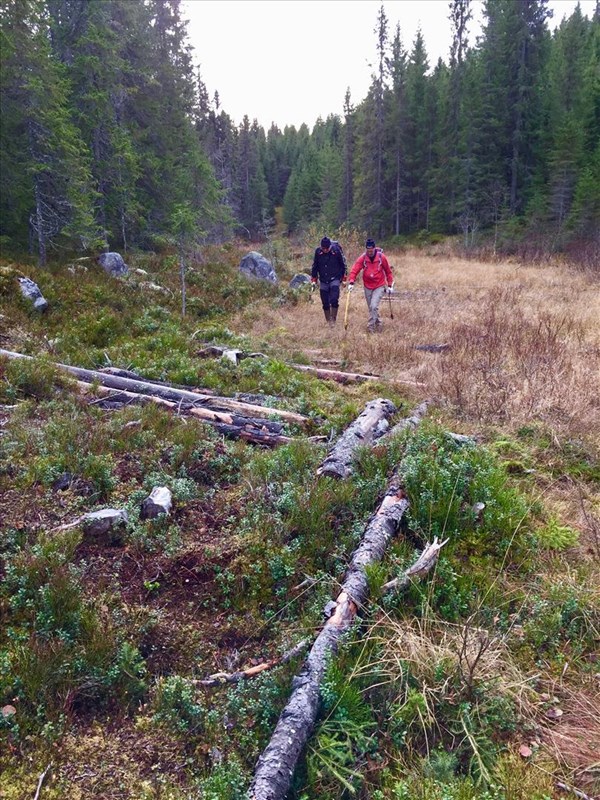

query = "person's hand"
[386,282,394,294]
[310,277,317,284]
[347,283,354,292]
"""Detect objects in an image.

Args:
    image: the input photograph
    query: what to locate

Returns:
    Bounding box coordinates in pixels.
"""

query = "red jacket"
[348,248,393,290]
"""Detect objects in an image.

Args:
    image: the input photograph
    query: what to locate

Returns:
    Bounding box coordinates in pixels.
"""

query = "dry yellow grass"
[234,249,600,445]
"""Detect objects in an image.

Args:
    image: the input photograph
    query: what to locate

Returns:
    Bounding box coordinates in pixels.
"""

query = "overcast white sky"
[182,0,596,130]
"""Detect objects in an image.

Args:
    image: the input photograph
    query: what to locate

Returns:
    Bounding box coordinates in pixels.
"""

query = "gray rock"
[239,251,277,283]
[19,277,48,311]
[98,252,129,276]
[140,486,173,520]
[82,508,128,538]
[289,273,311,288]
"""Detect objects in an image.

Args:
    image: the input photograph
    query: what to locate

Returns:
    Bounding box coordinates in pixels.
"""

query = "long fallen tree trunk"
[316,398,397,479]
[248,482,409,800]
[78,384,302,447]
[194,343,383,385]
[288,363,379,384]
[0,349,308,426]
[249,490,446,799]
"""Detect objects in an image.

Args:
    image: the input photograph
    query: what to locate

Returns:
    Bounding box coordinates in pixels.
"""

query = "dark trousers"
[319,279,341,310]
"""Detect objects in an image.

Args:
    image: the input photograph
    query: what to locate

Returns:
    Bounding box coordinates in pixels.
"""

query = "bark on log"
[0,349,307,425]
[100,366,215,395]
[317,398,397,480]
[81,383,285,433]
[248,484,409,800]
[385,401,430,439]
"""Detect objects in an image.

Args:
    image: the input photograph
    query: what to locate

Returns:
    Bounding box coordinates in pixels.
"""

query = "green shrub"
[534,517,579,550]
[2,357,71,401]
[152,675,205,735]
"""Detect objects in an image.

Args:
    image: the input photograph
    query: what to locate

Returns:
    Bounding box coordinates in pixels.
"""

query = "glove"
[347,283,354,292]
[386,283,394,295]
[310,277,317,284]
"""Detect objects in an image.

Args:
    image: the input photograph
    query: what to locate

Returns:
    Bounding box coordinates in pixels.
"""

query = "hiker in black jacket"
[311,236,347,326]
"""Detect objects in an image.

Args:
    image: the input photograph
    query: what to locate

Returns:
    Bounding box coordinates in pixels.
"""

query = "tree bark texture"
[248,485,409,800]
[0,349,308,426]
[384,401,429,440]
[316,398,397,479]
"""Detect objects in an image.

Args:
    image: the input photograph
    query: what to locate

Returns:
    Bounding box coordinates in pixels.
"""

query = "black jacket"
[311,245,346,283]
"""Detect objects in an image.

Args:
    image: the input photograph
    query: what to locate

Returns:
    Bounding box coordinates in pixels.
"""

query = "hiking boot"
[330,306,338,325]
[323,308,331,324]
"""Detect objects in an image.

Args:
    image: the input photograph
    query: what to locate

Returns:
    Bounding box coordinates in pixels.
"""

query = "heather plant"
[398,425,529,563]
[1,528,148,732]
[1,356,73,401]
[151,675,205,735]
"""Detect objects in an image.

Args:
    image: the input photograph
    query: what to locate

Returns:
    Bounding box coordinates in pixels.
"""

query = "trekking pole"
[344,286,351,331]
[388,287,394,320]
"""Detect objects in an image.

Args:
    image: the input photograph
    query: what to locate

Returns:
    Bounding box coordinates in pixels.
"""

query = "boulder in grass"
[19,277,48,311]
[98,252,129,276]
[239,251,277,283]
[289,273,311,289]
[82,508,128,542]
[140,486,173,520]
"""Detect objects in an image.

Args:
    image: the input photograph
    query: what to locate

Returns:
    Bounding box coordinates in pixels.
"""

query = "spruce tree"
[0,0,98,263]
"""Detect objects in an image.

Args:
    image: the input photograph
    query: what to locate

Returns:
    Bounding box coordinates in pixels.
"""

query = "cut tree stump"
[0,349,308,426]
[316,398,397,479]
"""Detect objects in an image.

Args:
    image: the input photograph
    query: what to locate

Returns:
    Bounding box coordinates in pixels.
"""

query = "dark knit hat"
[321,237,331,248]
[365,238,376,248]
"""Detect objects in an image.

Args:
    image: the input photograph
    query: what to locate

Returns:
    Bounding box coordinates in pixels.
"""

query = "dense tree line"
[1,0,598,264]
[279,0,599,255]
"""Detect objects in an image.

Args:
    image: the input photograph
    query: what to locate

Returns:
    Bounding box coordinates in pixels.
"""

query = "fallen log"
[0,349,308,426]
[289,363,380,385]
[194,344,378,384]
[385,400,429,439]
[78,384,297,446]
[81,383,285,433]
[100,366,216,395]
[316,398,397,479]
[248,515,447,800]
[249,482,409,800]
[196,344,267,363]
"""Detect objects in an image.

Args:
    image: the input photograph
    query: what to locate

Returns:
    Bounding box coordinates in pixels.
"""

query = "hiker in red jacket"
[347,238,394,332]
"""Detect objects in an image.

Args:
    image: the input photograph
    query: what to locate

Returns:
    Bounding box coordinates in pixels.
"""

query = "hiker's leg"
[364,288,376,331]
[371,286,385,331]
[320,286,330,320]
[329,282,340,324]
